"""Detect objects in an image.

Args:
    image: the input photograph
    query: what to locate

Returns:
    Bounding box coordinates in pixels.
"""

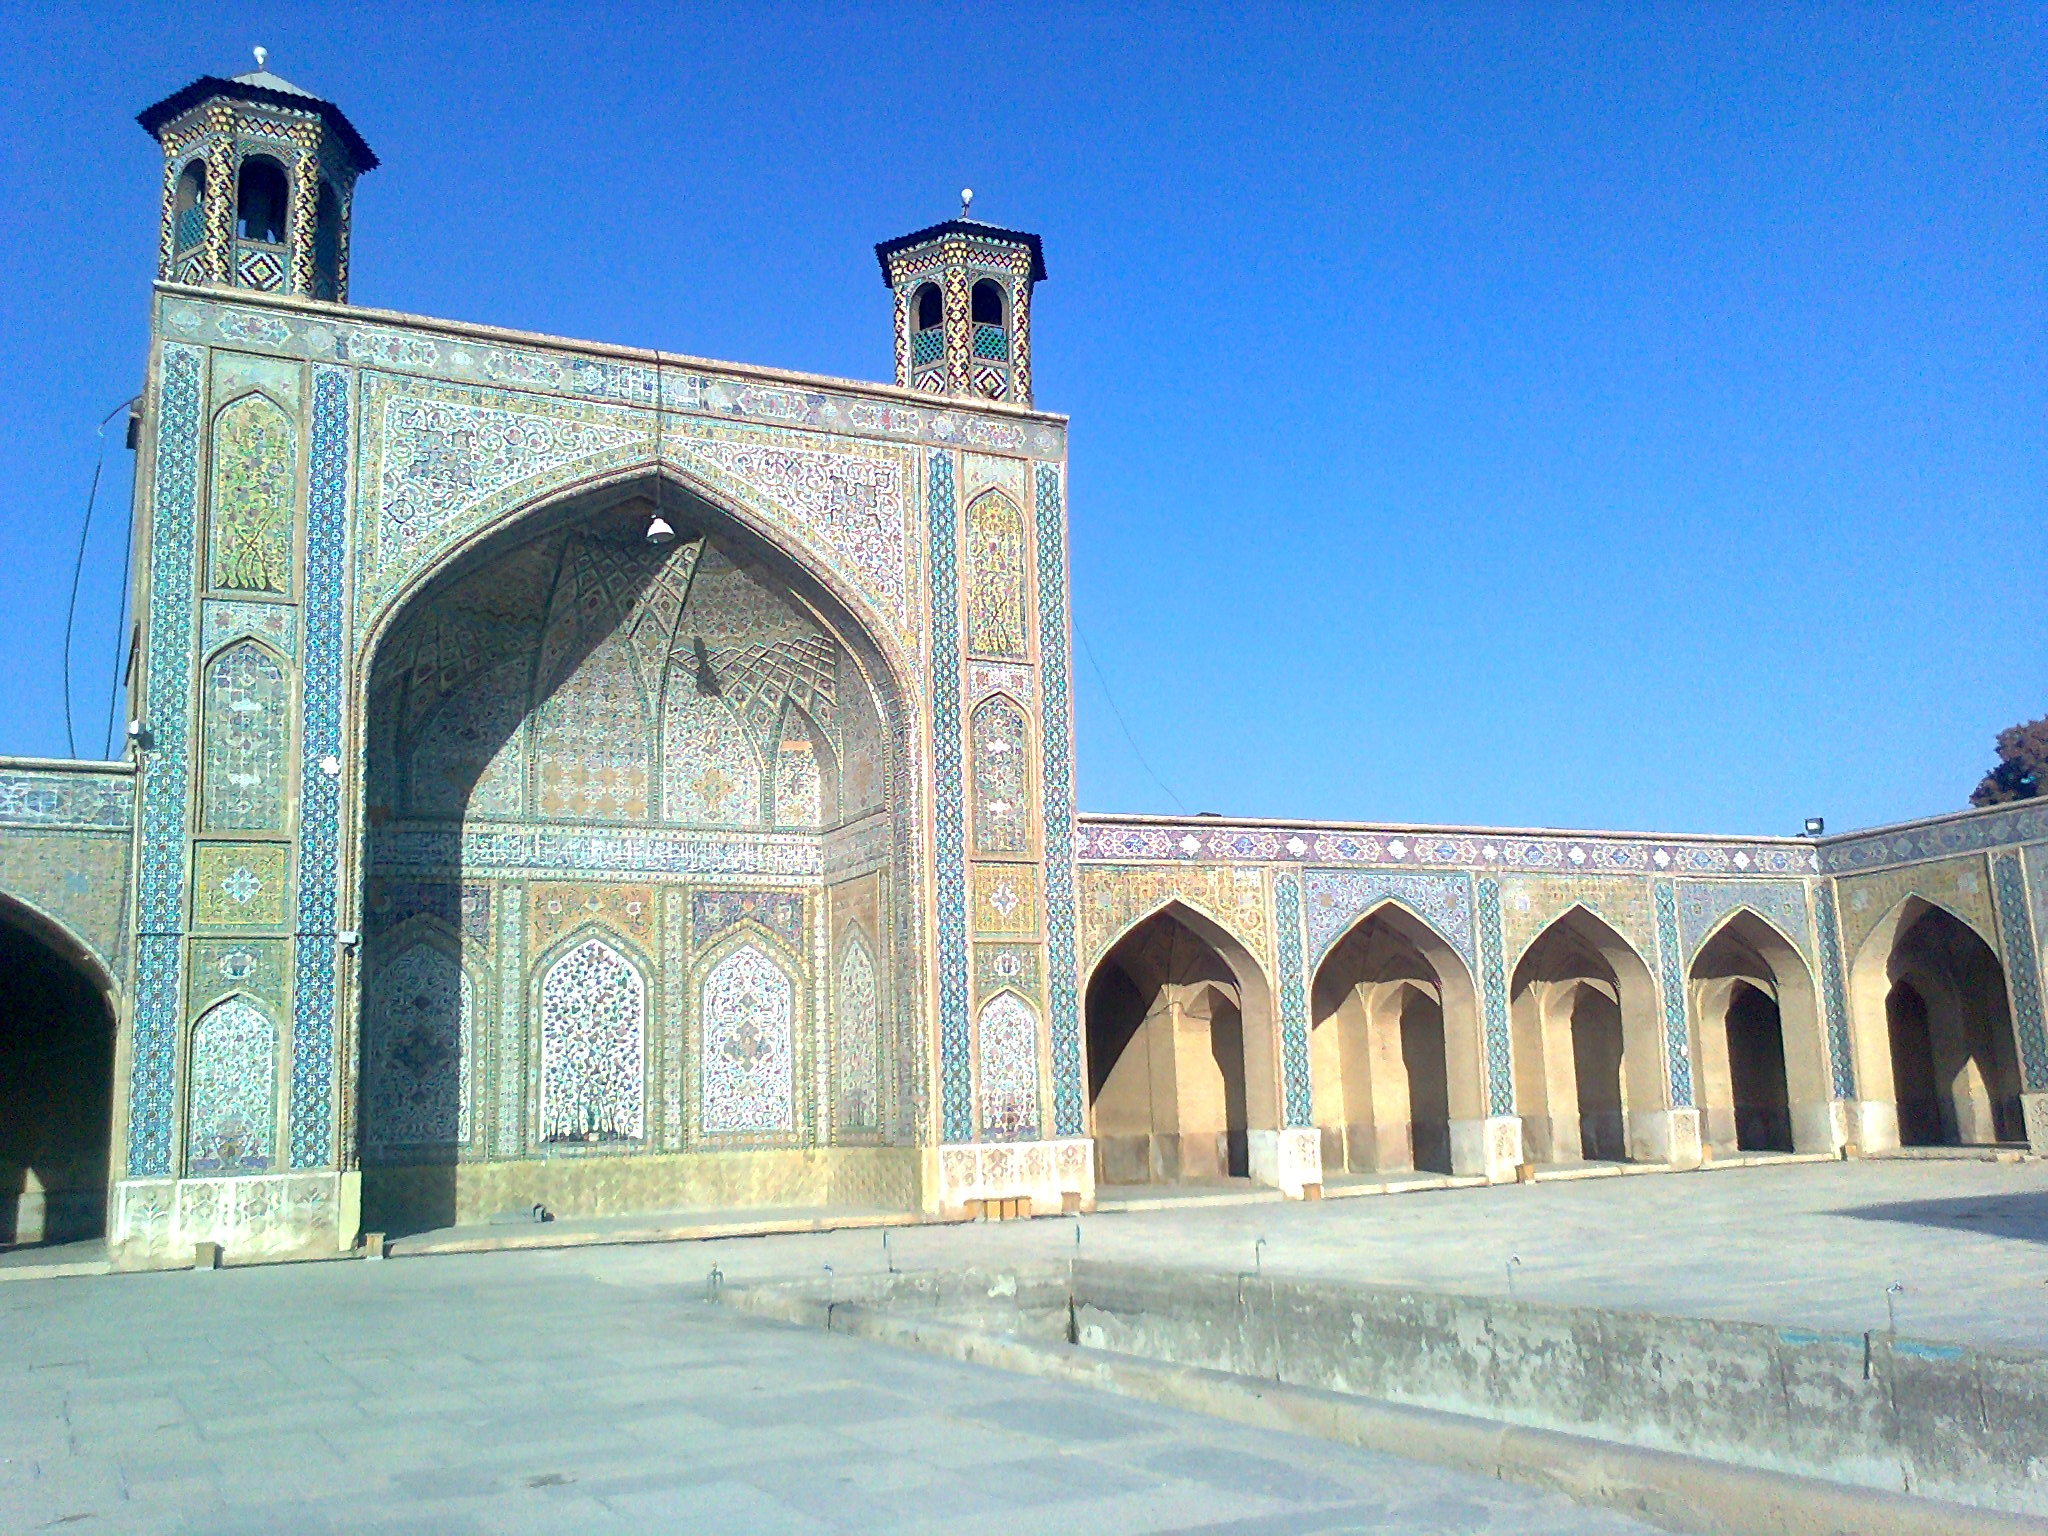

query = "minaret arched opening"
[235,156,288,245]
[172,161,207,255]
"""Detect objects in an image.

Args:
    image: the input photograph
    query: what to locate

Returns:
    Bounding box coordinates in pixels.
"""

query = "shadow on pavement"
[1836,1190,2048,1243]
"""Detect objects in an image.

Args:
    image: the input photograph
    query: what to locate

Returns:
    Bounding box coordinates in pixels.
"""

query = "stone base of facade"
[1451,1116,1522,1182]
[1630,1108,1703,1167]
[2022,1093,2048,1155]
[1845,1098,1903,1155]
[927,1138,1094,1218]
[364,1147,921,1233]
[1248,1127,1322,1197]
[110,1172,353,1269]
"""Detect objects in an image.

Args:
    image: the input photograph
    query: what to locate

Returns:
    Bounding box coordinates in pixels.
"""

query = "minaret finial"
[253,45,268,71]
[959,187,974,219]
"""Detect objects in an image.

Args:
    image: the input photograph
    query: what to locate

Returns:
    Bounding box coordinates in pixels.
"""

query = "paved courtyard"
[1,1243,1659,1534]
[563,1154,2048,1351]
[3,1156,2042,1531]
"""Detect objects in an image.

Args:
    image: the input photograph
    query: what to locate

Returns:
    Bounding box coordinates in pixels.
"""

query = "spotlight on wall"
[645,512,675,546]
[1803,816,1825,837]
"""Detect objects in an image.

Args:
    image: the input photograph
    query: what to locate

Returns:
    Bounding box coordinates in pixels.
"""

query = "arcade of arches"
[1085,905,1276,1185]
[1074,882,2044,1195]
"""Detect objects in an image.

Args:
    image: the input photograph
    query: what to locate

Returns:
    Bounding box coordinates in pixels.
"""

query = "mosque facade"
[0,64,2043,1265]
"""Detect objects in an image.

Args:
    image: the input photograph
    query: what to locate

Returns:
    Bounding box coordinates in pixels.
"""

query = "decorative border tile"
[928,453,971,1142]
[368,824,823,880]
[1303,869,1475,972]
[159,294,1066,460]
[1652,881,1693,1108]
[0,769,134,830]
[1476,878,1513,1117]
[1675,879,1813,967]
[289,364,349,1168]
[1813,880,1855,1100]
[1822,802,2048,874]
[1992,851,2048,1091]
[129,342,204,1178]
[1078,817,1820,876]
[1272,871,1312,1129]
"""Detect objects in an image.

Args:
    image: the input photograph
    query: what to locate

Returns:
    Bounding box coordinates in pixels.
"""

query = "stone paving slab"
[0,1249,1659,1534]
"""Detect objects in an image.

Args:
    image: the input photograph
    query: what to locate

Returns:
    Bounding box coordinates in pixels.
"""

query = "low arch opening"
[1084,903,1275,1187]
[1689,911,1829,1156]
[1508,906,1662,1165]
[0,903,115,1248]
[1308,904,1484,1178]
[1884,903,2021,1147]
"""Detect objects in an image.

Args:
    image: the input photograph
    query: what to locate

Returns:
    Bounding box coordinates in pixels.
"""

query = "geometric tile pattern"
[1651,880,1694,1108]
[129,343,203,1178]
[1475,877,1514,1118]
[290,366,350,1169]
[1303,869,1475,973]
[191,842,289,927]
[1675,879,1813,967]
[928,453,971,1141]
[1033,464,1083,1138]
[363,940,472,1152]
[1271,870,1312,1129]
[1812,879,1856,1100]
[1991,851,2048,1092]
[1077,818,1821,877]
[1822,800,2048,874]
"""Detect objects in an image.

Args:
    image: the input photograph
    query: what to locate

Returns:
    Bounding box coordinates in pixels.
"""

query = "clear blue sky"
[0,4,2039,836]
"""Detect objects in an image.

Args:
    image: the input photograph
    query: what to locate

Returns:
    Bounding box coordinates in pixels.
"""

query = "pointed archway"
[1689,911,1830,1155]
[355,473,918,1232]
[1308,903,1485,1177]
[1509,905,1663,1164]
[1848,898,2023,1149]
[1084,902,1278,1186]
[0,899,116,1246]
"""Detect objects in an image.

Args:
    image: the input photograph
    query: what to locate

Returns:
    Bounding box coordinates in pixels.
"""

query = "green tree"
[1971,716,2048,807]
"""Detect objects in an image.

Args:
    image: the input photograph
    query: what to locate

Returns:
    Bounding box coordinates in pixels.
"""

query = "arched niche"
[1689,909,1832,1156]
[1509,905,1663,1165]
[1307,901,1485,1178]
[1848,895,2023,1150]
[1083,900,1279,1188]
[0,893,116,1245]
[351,470,920,1227]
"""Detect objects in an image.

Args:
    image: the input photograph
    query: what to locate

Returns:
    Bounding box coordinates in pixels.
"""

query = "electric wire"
[1074,621,1187,814]
[62,396,139,760]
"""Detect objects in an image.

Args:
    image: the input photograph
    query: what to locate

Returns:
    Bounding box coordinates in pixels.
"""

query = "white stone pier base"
[2022,1093,2048,1155]
[1632,1108,1703,1168]
[108,1171,355,1269]
[1845,1098,1902,1155]
[1247,1127,1323,1198]
[927,1138,1094,1218]
[1451,1116,1523,1182]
